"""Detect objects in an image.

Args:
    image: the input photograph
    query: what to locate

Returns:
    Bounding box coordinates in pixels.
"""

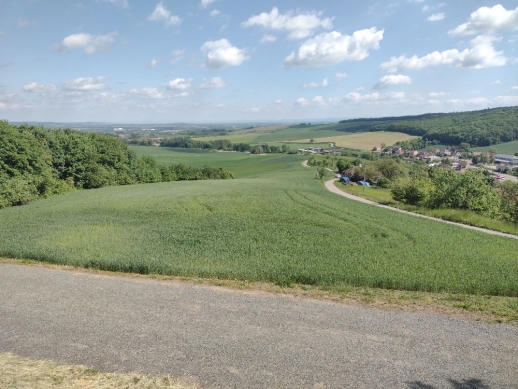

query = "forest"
[0,122,233,208]
[340,106,518,146]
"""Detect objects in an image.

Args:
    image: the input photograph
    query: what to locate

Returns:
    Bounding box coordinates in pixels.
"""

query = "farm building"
[494,154,518,165]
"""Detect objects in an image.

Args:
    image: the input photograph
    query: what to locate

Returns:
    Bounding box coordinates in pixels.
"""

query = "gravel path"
[1,263,517,388]
[325,178,518,241]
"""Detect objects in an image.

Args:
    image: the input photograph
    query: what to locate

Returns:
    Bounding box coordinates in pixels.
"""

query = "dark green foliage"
[371,107,518,146]
[392,168,502,218]
[500,181,518,224]
[338,107,518,147]
[0,122,233,208]
[159,137,290,154]
[335,159,351,173]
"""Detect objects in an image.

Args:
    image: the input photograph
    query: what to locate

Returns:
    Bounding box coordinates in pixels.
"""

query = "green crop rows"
[1,150,518,296]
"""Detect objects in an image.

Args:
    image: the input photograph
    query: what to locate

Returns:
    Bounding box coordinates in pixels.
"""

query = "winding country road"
[324,178,518,241]
[1,263,518,388]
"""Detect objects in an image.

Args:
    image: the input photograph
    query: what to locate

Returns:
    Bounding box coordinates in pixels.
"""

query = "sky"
[1,0,518,123]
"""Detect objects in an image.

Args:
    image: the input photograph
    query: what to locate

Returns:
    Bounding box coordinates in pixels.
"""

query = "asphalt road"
[1,263,517,389]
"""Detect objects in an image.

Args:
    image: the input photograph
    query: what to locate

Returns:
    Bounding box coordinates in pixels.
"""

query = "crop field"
[129,146,305,178]
[1,154,518,297]
[291,131,418,150]
[473,141,518,155]
[185,124,414,150]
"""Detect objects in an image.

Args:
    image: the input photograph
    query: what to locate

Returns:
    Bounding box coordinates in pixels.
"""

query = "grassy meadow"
[1,148,518,297]
[473,141,518,155]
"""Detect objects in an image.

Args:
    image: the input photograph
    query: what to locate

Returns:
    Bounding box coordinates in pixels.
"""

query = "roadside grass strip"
[0,352,199,389]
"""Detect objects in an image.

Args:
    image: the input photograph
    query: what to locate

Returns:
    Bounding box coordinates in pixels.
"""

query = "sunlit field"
[1,150,518,297]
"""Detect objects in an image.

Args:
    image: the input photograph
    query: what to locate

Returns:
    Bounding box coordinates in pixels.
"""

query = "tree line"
[0,122,233,209]
[159,137,292,154]
[338,106,518,147]
[371,107,518,146]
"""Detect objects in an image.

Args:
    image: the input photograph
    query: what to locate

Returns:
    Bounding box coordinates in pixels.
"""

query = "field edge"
[2,258,516,325]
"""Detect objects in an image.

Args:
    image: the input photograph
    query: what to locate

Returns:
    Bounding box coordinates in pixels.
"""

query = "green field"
[129,146,306,178]
[1,149,518,297]
[473,141,518,155]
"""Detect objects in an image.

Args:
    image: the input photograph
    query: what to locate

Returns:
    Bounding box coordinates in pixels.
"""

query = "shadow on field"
[407,378,489,389]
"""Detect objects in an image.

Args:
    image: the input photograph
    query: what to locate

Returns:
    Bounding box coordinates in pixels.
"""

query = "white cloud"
[102,0,128,8]
[511,86,518,90]
[284,28,384,68]
[446,99,463,105]
[422,3,445,12]
[18,18,37,28]
[242,7,333,40]
[429,92,449,97]
[170,49,185,64]
[200,0,216,9]
[209,10,220,17]
[245,107,261,112]
[373,74,411,89]
[174,91,191,98]
[491,80,501,85]
[303,78,328,88]
[216,103,225,108]
[199,77,229,89]
[201,39,248,69]
[380,34,506,72]
[312,95,325,104]
[129,88,164,99]
[494,95,518,105]
[63,77,106,91]
[149,59,159,67]
[449,5,518,36]
[428,99,440,105]
[22,82,57,94]
[260,34,277,43]
[427,13,444,22]
[334,72,348,80]
[467,97,491,105]
[275,99,283,103]
[295,97,309,106]
[343,91,408,102]
[166,78,192,90]
[147,2,182,26]
[54,32,117,54]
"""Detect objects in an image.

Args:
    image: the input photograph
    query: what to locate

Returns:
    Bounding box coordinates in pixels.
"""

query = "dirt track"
[1,263,517,388]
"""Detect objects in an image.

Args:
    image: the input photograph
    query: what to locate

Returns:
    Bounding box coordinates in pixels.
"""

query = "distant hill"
[339,106,518,147]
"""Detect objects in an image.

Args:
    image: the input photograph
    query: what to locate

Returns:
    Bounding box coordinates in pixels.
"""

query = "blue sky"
[1,0,517,122]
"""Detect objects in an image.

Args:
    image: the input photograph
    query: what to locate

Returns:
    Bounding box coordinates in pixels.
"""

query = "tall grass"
[1,155,518,296]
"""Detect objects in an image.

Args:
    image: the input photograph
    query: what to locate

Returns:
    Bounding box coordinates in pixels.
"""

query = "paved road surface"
[1,264,517,388]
